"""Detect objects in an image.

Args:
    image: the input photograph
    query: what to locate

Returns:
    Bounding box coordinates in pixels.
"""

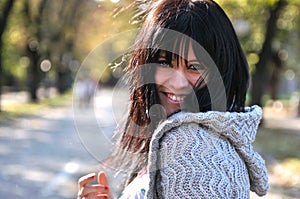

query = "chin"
[166,109,181,117]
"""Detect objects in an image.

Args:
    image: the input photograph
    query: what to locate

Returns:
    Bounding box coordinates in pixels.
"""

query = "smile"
[166,93,185,103]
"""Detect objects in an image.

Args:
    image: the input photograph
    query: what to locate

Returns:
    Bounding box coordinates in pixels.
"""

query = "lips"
[165,92,186,103]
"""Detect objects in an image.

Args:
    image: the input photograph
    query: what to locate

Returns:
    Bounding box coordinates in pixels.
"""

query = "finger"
[78,173,96,189]
[97,171,108,186]
[79,184,110,197]
[82,193,107,199]
[97,194,109,199]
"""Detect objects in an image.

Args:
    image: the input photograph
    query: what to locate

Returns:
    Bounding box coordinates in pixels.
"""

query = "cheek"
[155,68,173,85]
[154,73,163,85]
[186,73,202,87]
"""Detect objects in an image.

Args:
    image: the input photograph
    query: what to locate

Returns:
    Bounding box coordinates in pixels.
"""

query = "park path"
[0,88,121,199]
[0,88,299,199]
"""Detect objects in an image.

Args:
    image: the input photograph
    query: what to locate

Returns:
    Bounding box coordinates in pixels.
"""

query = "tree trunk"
[26,39,41,102]
[0,40,3,112]
[57,63,72,93]
[23,0,48,102]
[0,0,15,112]
[250,0,287,106]
[269,51,283,100]
[53,0,84,94]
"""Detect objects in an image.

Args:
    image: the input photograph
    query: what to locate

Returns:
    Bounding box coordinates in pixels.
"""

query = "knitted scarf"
[146,105,269,199]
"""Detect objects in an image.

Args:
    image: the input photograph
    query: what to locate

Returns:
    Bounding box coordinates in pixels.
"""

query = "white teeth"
[167,94,185,102]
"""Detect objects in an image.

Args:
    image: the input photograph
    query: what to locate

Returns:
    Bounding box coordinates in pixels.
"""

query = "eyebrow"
[158,56,167,59]
[188,59,200,63]
[157,56,201,64]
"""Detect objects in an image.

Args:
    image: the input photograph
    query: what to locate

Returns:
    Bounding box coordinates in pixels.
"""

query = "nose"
[170,69,190,91]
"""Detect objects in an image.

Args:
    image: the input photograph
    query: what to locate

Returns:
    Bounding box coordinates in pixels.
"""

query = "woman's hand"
[77,171,110,199]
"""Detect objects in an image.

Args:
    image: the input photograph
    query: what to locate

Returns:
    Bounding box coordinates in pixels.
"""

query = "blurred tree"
[250,0,288,106]
[41,0,88,93]
[1,0,299,109]
[73,0,137,86]
[269,50,284,100]
[22,0,95,101]
[1,0,135,105]
[1,0,28,92]
[0,0,15,111]
[219,0,300,110]
[22,0,47,102]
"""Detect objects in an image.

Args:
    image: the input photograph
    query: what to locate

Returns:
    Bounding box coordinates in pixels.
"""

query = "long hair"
[111,0,249,184]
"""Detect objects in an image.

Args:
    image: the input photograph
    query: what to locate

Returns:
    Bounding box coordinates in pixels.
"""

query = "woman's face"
[155,46,206,116]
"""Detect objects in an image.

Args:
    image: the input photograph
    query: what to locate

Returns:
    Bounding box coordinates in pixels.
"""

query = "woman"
[77,0,269,198]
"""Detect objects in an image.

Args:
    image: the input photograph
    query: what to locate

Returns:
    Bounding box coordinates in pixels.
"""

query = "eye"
[187,63,206,71]
[157,60,172,68]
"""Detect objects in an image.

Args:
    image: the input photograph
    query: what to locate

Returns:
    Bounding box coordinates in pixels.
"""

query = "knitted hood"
[147,105,269,198]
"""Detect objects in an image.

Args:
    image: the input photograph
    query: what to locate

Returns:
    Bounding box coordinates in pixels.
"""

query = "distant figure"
[74,78,95,108]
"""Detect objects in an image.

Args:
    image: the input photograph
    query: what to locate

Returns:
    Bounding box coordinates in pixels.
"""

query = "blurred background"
[0,0,299,198]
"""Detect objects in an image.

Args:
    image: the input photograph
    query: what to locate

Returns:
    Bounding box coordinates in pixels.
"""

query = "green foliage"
[220,0,300,83]
[74,0,136,83]
[1,0,31,89]
[1,0,300,97]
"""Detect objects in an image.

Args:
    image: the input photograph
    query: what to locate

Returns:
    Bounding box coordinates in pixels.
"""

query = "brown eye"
[187,63,206,71]
[158,60,172,68]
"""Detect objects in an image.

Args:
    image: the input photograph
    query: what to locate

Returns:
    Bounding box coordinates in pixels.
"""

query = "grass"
[0,90,72,123]
[254,125,300,195]
[254,126,300,160]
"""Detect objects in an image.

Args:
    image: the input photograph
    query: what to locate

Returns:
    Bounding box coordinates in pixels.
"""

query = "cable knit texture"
[146,105,269,199]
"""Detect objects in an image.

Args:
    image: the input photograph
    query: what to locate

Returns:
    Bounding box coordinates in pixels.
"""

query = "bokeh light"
[40,59,52,72]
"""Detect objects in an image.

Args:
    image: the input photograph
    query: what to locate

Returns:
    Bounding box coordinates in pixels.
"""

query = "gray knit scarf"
[146,105,269,199]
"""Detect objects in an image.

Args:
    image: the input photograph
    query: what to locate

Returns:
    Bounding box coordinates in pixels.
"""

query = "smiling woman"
[155,48,206,116]
[77,0,269,198]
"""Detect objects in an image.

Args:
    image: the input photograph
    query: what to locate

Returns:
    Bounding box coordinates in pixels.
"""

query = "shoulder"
[118,170,149,199]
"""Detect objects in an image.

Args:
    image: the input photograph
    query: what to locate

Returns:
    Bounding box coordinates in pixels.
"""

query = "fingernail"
[104,186,109,191]
[103,196,108,199]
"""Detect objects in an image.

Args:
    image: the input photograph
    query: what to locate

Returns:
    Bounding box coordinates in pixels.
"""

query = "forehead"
[151,33,213,66]
[158,45,197,61]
